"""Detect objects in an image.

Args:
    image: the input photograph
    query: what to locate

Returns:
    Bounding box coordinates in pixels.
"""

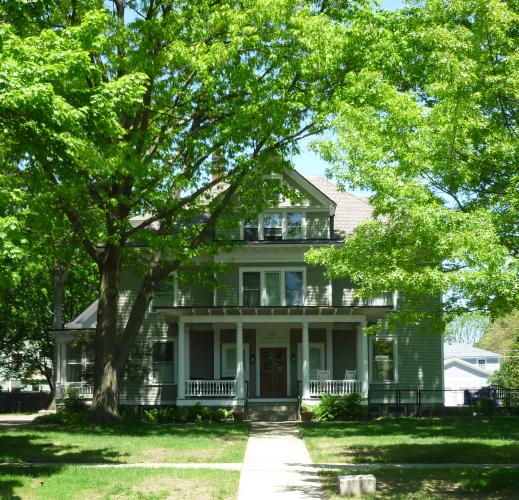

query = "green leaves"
[308,0,519,331]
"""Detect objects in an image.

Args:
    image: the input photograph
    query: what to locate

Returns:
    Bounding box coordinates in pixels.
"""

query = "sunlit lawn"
[299,417,519,464]
[0,422,250,464]
[0,465,239,500]
[319,467,519,499]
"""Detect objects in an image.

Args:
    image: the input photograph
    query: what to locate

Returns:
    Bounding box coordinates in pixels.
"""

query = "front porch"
[164,307,371,407]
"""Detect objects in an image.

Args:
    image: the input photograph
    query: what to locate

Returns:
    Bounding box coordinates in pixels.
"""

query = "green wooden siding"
[305,212,329,238]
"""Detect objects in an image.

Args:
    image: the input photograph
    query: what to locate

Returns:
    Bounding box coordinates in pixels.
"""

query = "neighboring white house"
[444,343,502,406]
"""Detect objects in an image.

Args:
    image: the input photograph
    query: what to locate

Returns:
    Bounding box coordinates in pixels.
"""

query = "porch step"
[246,402,299,422]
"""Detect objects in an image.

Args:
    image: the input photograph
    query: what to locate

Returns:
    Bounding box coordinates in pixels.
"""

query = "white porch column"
[177,320,186,399]
[356,322,369,399]
[185,326,190,382]
[302,320,310,399]
[236,321,245,399]
[326,326,333,377]
[213,328,221,380]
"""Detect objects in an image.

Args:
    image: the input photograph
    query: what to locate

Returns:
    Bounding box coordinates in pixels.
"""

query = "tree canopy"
[307,0,518,332]
[0,0,378,419]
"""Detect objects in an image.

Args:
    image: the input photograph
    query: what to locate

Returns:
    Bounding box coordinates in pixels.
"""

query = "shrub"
[300,403,313,413]
[313,394,366,422]
[142,405,232,424]
[143,407,179,424]
[62,386,86,412]
[34,410,90,426]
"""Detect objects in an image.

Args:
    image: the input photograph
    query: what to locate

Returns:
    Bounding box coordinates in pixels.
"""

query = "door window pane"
[265,272,281,306]
[287,213,302,239]
[263,213,282,241]
[285,271,303,306]
[372,338,395,382]
[243,272,261,306]
[244,218,259,241]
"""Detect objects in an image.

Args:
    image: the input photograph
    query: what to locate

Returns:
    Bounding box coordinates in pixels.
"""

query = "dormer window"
[286,212,303,239]
[263,212,283,241]
[242,211,305,241]
[244,218,259,241]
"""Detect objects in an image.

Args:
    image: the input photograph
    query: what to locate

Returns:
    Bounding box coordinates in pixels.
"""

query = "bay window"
[240,268,305,306]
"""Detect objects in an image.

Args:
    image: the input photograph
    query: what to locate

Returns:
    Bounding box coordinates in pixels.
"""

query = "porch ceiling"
[155,305,390,322]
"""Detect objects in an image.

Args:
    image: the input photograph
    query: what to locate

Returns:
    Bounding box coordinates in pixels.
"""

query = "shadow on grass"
[299,417,519,464]
[331,442,519,464]
[319,468,519,499]
[0,433,124,464]
[300,416,519,441]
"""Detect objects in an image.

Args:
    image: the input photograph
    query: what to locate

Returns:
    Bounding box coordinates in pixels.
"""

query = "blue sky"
[292,0,404,179]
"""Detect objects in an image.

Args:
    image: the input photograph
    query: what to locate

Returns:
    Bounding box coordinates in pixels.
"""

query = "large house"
[54,171,443,415]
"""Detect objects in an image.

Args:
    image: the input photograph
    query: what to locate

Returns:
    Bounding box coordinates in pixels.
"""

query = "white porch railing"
[62,383,94,397]
[186,380,236,397]
[309,380,359,397]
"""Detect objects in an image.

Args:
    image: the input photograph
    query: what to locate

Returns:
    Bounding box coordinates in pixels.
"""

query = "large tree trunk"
[91,246,122,422]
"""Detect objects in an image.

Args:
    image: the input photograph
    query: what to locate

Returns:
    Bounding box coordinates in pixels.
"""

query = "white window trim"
[297,342,325,380]
[369,335,398,384]
[149,339,177,385]
[240,210,306,240]
[221,342,250,380]
[63,344,93,383]
[239,267,306,306]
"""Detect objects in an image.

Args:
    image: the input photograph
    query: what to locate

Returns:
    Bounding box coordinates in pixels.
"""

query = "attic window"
[244,218,259,241]
[263,212,282,241]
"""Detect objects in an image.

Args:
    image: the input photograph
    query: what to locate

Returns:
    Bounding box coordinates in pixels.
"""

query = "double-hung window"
[240,268,305,306]
[371,336,396,382]
[243,212,304,240]
[244,218,259,241]
[286,212,303,239]
[150,340,176,384]
[263,212,283,241]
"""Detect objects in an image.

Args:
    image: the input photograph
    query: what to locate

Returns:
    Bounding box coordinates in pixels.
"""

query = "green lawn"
[0,422,250,464]
[299,417,519,464]
[0,465,239,499]
[319,468,519,499]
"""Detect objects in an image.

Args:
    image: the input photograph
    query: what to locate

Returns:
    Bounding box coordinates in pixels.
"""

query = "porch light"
[291,353,296,364]
[250,353,255,364]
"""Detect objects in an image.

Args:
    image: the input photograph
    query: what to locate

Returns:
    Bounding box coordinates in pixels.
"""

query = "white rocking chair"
[344,369,357,380]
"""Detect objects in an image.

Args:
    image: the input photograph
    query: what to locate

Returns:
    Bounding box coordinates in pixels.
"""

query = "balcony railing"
[309,379,359,397]
[186,379,237,397]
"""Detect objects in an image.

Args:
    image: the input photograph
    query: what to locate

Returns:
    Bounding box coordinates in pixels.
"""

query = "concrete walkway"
[0,413,39,428]
[238,422,324,500]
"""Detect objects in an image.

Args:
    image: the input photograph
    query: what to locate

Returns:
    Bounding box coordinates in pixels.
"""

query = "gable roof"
[303,175,373,236]
[65,300,98,329]
[444,357,493,376]
[288,170,337,215]
[444,343,502,359]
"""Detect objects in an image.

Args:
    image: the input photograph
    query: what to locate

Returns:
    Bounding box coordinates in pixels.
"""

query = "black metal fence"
[0,391,52,413]
[368,385,519,419]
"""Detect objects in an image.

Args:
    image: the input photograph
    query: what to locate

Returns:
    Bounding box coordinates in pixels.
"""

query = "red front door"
[260,348,287,397]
